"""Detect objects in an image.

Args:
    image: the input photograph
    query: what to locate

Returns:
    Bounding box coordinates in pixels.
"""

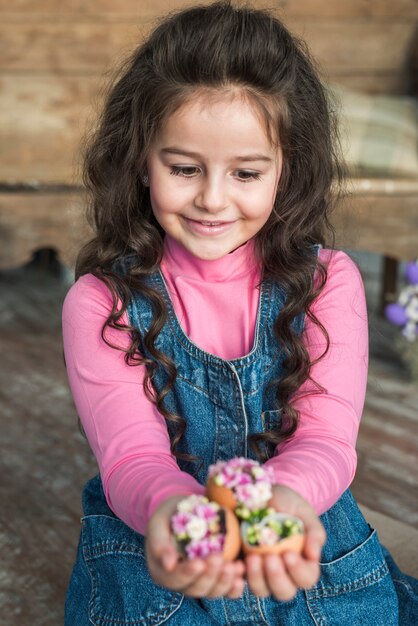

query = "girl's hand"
[145,495,246,599]
[245,484,326,601]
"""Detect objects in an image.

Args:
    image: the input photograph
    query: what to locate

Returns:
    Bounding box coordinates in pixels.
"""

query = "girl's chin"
[174,238,239,261]
[172,234,250,261]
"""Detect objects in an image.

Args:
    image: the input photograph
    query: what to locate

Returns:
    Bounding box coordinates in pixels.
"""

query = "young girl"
[62,2,417,624]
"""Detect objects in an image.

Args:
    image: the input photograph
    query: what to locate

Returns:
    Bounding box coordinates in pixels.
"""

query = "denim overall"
[65,247,416,625]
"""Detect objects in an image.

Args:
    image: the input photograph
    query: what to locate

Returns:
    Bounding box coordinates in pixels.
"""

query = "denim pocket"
[81,514,183,626]
[306,528,398,625]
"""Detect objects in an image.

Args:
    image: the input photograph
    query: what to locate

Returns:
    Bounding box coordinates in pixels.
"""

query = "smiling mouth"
[183,217,236,236]
[197,220,228,226]
[187,219,234,226]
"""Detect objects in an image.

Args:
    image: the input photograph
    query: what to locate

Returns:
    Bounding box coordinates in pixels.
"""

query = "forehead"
[157,88,278,150]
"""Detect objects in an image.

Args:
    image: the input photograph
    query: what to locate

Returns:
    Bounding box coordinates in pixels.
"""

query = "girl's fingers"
[226,576,246,599]
[303,526,326,562]
[181,556,223,598]
[246,555,270,598]
[180,557,246,598]
[205,561,237,598]
[222,560,246,599]
[153,556,206,590]
[282,551,321,589]
[156,545,179,574]
[263,555,297,601]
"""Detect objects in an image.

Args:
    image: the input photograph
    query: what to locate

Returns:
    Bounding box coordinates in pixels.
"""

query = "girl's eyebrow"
[160,147,273,163]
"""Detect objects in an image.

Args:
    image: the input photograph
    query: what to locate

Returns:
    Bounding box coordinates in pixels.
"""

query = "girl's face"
[146,92,282,261]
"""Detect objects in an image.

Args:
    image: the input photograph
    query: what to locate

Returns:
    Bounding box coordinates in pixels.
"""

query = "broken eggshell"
[241,512,305,556]
[221,507,242,560]
[206,475,238,510]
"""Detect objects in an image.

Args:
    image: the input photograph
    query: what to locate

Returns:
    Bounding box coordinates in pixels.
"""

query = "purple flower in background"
[385,303,408,326]
[405,261,418,286]
[385,259,418,343]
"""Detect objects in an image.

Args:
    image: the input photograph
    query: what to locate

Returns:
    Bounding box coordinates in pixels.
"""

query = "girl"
[62,2,417,624]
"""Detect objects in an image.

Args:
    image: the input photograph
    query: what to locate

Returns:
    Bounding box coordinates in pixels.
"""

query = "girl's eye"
[236,170,261,182]
[170,166,200,178]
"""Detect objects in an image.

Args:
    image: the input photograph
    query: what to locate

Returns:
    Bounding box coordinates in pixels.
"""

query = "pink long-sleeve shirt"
[62,237,368,534]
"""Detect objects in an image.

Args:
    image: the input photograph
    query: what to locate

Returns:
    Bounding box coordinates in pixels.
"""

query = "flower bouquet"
[206,457,305,556]
[170,494,240,561]
[206,456,274,511]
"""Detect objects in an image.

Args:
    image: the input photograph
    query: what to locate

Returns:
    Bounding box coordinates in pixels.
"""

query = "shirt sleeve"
[265,249,369,514]
[62,275,204,535]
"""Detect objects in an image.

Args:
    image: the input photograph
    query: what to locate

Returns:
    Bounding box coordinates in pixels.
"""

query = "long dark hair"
[76,1,342,462]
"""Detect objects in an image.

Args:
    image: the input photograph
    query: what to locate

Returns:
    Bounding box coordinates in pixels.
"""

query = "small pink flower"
[185,539,212,560]
[171,512,192,535]
[207,534,225,553]
[258,526,278,546]
[195,503,219,522]
[237,473,252,486]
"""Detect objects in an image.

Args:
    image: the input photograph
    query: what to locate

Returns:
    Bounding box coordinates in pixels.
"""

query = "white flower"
[405,297,418,323]
[235,481,272,510]
[186,517,208,541]
[257,482,273,502]
[177,495,208,513]
[403,321,417,342]
[252,467,265,479]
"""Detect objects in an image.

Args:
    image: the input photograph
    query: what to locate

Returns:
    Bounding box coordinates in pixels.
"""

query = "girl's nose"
[195,175,228,214]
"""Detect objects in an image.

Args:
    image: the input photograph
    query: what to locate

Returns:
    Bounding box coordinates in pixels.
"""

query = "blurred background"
[0,1,417,624]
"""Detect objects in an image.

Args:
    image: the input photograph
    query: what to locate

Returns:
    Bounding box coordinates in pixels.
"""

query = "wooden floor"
[1,249,417,625]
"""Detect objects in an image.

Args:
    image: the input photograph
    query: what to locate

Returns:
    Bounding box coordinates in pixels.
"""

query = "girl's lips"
[183,217,236,236]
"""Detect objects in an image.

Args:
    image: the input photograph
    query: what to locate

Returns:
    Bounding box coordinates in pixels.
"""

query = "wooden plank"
[358,504,418,577]
[0,23,143,73]
[0,191,90,268]
[0,75,100,185]
[277,0,418,19]
[288,20,416,75]
[326,73,410,96]
[0,292,97,624]
[1,0,418,19]
[0,20,415,75]
[332,193,418,259]
[348,178,418,195]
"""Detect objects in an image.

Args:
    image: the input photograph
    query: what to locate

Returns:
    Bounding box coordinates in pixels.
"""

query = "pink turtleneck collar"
[162,236,259,284]
[160,236,262,359]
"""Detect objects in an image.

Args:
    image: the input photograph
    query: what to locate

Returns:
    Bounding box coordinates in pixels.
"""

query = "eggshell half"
[206,476,237,510]
[222,507,242,560]
[242,531,304,556]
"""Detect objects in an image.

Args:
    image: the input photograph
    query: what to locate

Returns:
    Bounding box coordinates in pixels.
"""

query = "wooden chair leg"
[379,256,399,317]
